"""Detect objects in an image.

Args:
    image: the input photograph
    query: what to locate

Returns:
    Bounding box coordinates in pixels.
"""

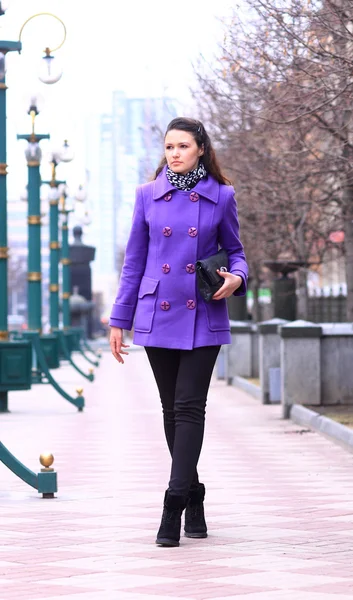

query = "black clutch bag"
[196,249,229,302]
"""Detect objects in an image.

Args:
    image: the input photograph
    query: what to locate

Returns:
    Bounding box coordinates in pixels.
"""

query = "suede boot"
[156,491,187,547]
[184,483,207,538]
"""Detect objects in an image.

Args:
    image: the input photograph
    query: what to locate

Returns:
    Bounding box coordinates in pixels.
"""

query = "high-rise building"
[111,91,177,270]
[85,92,177,315]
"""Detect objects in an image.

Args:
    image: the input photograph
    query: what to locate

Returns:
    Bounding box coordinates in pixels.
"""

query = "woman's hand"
[110,327,130,364]
[212,272,243,300]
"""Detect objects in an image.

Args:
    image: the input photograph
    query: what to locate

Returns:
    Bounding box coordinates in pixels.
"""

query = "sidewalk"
[1,348,353,600]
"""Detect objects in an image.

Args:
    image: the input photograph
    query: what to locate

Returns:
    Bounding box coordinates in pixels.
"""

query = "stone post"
[227,321,253,384]
[258,318,288,404]
[280,320,322,419]
[216,345,227,380]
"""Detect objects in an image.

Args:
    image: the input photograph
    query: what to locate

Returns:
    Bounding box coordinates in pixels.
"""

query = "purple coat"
[109,166,248,349]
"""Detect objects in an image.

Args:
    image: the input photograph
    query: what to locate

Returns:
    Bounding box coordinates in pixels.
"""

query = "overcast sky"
[3,0,236,197]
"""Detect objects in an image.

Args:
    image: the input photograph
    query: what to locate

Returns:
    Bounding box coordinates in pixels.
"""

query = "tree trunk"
[296,268,308,320]
[251,276,261,322]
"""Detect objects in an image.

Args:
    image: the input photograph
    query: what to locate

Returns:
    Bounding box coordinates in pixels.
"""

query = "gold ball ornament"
[39,453,54,468]
[76,387,84,396]
[89,367,94,375]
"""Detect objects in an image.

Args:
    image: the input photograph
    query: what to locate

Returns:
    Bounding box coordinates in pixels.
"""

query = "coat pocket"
[205,298,230,332]
[134,276,159,333]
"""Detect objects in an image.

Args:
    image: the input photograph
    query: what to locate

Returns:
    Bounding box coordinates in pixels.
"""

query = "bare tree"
[194,0,349,317]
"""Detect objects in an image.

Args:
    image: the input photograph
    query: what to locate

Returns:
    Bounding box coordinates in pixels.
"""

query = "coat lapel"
[152,165,220,203]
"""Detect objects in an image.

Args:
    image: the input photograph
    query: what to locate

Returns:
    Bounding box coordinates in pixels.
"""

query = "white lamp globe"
[38,53,63,85]
[82,211,91,225]
[58,183,68,196]
[48,186,60,202]
[75,185,87,202]
[26,93,45,115]
[59,140,74,163]
[25,142,42,163]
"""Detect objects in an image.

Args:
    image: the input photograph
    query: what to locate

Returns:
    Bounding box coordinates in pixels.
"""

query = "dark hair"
[154,117,231,185]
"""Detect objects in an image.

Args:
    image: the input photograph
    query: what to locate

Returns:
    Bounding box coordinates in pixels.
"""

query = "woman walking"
[109,117,248,547]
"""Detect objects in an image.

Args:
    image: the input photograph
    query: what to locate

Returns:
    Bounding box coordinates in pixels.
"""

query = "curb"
[231,379,353,454]
[231,376,262,401]
[290,404,353,454]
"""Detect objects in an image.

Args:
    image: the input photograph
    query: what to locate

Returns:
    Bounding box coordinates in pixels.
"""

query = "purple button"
[186,263,195,274]
[190,192,199,202]
[161,301,170,311]
[187,300,196,310]
[188,227,198,237]
[163,227,172,237]
[162,263,170,274]
[164,193,172,202]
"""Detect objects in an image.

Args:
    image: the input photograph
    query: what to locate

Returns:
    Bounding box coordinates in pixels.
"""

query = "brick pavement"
[1,347,353,599]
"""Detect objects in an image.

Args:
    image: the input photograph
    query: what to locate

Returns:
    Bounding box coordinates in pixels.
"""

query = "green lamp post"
[0,4,31,413]
[17,98,49,333]
[0,5,60,498]
[14,17,86,410]
[17,110,85,408]
[47,155,68,331]
[60,191,72,331]
[42,158,94,383]
[59,189,99,368]
[1,11,69,412]
[21,145,87,408]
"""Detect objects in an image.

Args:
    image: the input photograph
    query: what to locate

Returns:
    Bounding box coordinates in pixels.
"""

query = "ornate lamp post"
[0,7,67,497]
[17,112,86,404]
[41,147,93,383]
[62,188,100,367]
[0,2,22,346]
[17,97,49,333]
[0,4,30,416]
[19,12,66,85]
[59,188,73,331]
[1,11,85,414]
[54,183,95,381]
[1,11,69,410]
[46,144,73,331]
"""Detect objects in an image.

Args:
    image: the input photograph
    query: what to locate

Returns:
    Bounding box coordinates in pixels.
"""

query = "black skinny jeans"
[145,345,221,497]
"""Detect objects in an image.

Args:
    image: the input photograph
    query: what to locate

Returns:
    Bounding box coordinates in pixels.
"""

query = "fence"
[307,289,346,323]
[249,288,348,323]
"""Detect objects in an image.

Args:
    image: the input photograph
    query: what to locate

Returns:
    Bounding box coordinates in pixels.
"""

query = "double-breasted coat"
[109,166,248,350]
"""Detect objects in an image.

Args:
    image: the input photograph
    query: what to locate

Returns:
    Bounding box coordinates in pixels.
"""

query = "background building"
[84,91,177,317]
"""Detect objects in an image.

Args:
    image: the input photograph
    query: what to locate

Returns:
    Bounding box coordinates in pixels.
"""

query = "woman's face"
[164,129,204,175]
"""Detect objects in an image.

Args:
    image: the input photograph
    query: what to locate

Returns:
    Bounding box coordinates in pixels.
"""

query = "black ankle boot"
[156,491,187,547]
[184,483,207,538]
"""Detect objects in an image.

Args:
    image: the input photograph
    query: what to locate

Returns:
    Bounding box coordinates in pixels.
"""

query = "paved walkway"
[1,347,353,600]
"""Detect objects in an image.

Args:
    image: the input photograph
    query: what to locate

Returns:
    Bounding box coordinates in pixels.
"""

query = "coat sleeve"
[218,187,248,297]
[109,185,149,329]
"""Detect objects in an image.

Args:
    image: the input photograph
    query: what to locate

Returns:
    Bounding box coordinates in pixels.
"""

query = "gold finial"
[76,387,84,396]
[89,367,94,375]
[39,453,54,468]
